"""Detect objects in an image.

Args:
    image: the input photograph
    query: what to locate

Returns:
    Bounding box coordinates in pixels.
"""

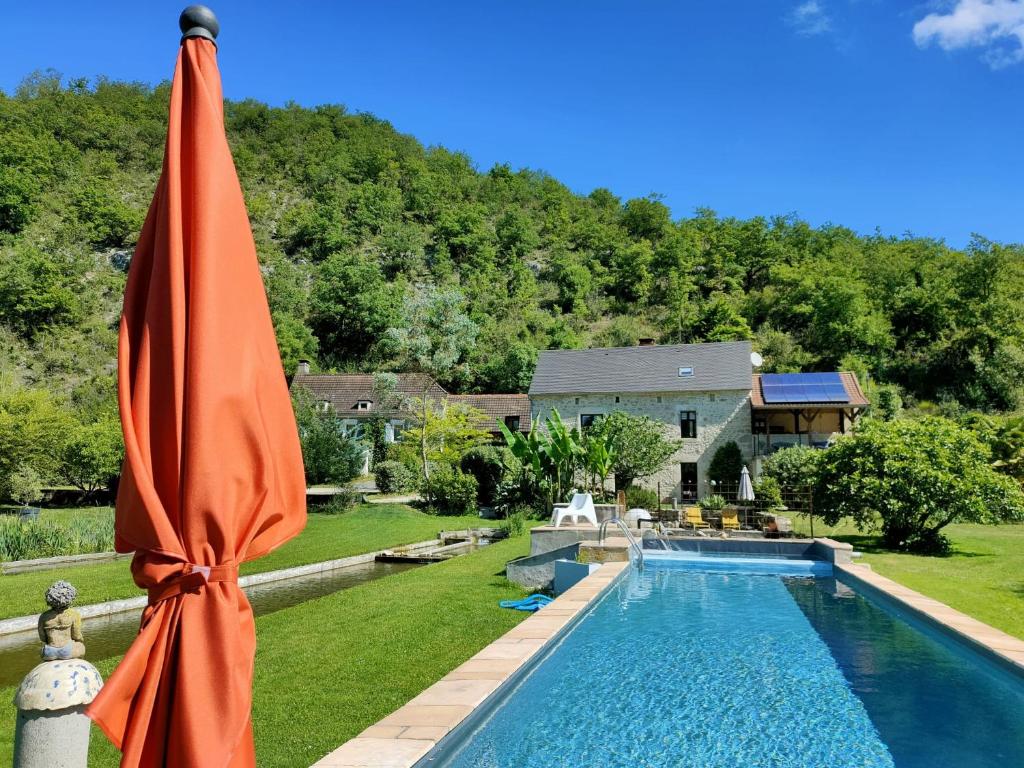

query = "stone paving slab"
[836,563,1024,674]
[310,560,629,767]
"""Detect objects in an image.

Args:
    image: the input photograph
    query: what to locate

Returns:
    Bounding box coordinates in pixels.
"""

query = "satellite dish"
[750,351,764,368]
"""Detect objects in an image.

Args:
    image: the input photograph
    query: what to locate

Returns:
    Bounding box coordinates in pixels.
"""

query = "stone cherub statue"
[37,580,86,660]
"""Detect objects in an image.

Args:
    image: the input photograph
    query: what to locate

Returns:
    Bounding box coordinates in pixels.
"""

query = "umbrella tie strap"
[147,562,239,606]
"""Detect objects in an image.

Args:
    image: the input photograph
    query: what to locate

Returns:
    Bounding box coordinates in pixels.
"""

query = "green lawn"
[0,505,479,620]
[0,533,532,768]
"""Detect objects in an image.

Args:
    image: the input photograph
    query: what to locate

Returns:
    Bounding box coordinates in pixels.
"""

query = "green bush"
[707,440,744,484]
[499,508,528,537]
[374,460,416,494]
[423,464,478,516]
[752,475,783,508]
[760,445,821,493]
[314,490,359,515]
[0,512,115,562]
[817,416,1024,553]
[292,390,366,485]
[624,485,659,510]
[459,446,507,506]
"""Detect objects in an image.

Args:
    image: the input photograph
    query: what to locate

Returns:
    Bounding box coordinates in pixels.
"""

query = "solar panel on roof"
[760,372,849,404]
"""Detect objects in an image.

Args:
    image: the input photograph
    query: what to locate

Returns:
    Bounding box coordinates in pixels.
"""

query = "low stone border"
[1,551,132,576]
[837,563,1024,674]
[0,539,441,637]
[311,560,629,768]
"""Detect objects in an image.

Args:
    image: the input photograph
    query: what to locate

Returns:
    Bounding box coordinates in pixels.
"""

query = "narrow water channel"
[0,560,419,688]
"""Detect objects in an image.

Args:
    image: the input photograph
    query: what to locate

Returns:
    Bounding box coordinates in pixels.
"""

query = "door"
[680,462,698,501]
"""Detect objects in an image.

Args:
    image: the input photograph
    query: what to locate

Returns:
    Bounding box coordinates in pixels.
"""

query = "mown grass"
[0,533,532,767]
[0,505,479,620]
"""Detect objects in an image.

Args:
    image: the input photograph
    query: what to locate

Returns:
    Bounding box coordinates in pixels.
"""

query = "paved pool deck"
[310,560,629,768]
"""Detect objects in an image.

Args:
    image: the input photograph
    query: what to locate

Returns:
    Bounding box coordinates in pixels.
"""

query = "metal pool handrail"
[598,517,644,570]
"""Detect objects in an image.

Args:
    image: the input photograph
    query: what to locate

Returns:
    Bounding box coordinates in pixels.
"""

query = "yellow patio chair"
[682,506,711,532]
[720,508,740,531]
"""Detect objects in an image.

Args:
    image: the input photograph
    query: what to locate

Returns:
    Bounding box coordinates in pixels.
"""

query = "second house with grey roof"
[528,340,868,502]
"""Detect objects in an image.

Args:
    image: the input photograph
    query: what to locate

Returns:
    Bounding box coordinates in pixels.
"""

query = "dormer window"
[356,400,372,411]
[678,366,694,378]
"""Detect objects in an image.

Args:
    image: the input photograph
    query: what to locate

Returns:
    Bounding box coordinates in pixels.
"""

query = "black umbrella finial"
[179,5,220,46]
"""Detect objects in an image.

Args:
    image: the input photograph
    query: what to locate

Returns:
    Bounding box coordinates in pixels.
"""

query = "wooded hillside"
[3,73,1023,423]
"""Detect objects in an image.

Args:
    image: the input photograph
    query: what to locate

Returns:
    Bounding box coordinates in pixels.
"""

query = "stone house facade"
[530,389,752,501]
[528,341,867,503]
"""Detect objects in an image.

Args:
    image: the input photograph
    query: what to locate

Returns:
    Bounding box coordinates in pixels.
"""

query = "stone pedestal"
[13,660,102,768]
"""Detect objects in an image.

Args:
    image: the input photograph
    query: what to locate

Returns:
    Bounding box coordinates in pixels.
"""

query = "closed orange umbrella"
[86,7,307,766]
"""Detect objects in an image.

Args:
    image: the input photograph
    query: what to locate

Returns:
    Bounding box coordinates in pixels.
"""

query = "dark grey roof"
[528,341,753,395]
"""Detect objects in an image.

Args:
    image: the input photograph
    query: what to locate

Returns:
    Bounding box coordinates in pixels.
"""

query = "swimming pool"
[419,559,1024,767]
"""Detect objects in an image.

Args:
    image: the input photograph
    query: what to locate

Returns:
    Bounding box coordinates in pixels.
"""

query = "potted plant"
[10,465,44,522]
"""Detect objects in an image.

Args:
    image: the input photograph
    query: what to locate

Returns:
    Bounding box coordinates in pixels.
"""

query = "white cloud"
[788,1,833,36]
[913,0,1024,68]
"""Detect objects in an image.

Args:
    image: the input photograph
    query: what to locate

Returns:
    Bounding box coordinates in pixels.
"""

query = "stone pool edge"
[310,560,630,768]
[0,539,441,637]
[837,563,1024,675]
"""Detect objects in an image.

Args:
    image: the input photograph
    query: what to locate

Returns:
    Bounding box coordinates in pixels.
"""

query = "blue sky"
[4,1,1023,247]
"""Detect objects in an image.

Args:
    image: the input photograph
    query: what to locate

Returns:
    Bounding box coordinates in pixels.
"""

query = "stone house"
[289,362,531,444]
[528,341,867,502]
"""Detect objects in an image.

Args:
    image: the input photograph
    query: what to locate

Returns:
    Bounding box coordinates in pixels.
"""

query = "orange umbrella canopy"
[86,13,307,767]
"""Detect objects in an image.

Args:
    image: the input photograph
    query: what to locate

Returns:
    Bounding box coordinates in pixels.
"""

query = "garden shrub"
[315,489,359,515]
[707,440,744,484]
[752,475,783,508]
[374,460,416,495]
[817,416,1024,553]
[459,446,507,506]
[423,464,478,516]
[760,445,821,494]
[624,485,659,510]
[499,507,528,537]
[292,389,366,485]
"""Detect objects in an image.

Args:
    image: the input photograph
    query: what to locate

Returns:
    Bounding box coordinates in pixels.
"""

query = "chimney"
[297,360,310,375]
[638,338,656,346]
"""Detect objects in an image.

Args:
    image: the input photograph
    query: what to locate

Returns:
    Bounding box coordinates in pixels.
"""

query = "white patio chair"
[552,493,598,527]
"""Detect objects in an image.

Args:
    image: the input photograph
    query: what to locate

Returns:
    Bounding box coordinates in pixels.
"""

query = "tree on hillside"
[61,417,123,498]
[386,285,478,488]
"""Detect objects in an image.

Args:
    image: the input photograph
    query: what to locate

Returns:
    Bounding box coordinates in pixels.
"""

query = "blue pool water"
[428,561,1024,768]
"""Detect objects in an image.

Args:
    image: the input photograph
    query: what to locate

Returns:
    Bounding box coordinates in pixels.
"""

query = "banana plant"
[542,409,584,503]
[584,432,617,500]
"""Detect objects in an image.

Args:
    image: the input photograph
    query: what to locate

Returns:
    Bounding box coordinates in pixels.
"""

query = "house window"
[680,462,698,501]
[356,400,371,411]
[615,396,620,404]
[680,411,697,438]
[678,366,694,378]
[504,415,521,432]
[580,413,603,431]
[318,400,331,412]
[575,397,580,405]
[342,422,365,440]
